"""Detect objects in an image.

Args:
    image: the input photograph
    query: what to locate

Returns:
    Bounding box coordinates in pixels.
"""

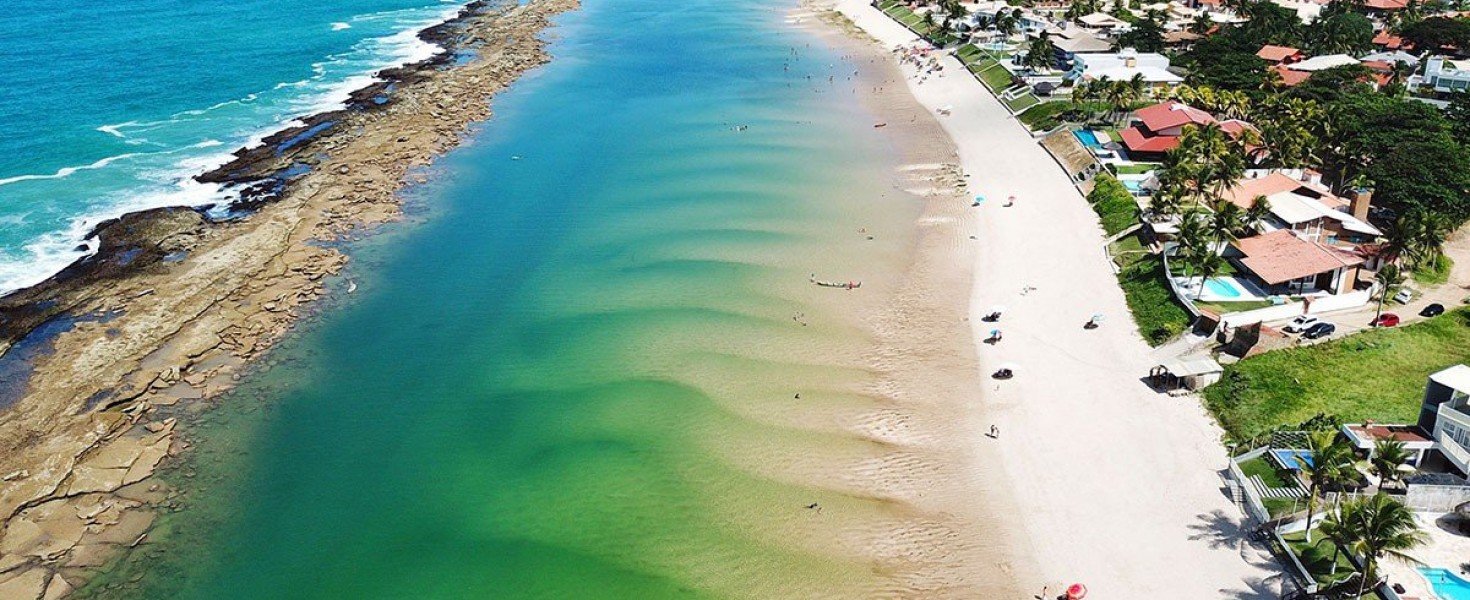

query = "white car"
[1393,289,1414,304]
[1283,315,1321,333]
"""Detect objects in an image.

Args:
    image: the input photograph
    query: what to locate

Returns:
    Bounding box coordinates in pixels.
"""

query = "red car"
[1372,313,1401,327]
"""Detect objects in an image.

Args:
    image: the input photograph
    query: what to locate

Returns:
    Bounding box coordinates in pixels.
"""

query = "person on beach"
[988,425,1000,438]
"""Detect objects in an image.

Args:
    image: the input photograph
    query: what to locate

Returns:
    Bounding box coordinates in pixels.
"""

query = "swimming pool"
[1421,568,1470,600]
[1203,278,1243,299]
[1272,449,1314,470]
[1074,129,1104,148]
[1121,178,1143,192]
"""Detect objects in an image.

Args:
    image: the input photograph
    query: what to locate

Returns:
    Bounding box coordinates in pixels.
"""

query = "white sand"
[831,1,1286,596]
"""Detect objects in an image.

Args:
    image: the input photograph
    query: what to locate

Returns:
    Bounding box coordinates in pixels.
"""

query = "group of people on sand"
[892,43,943,81]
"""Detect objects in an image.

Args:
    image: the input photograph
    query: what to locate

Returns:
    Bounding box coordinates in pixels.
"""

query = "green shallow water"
[79,0,928,597]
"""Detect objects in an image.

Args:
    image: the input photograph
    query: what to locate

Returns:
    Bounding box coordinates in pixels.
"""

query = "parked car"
[1303,322,1336,339]
[1422,303,1446,317]
[1284,315,1321,333]
[1371,313,1401,327]
[1394,289,1414,304]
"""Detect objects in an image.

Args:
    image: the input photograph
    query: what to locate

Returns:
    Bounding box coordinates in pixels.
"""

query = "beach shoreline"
[826,0,1287,596]
[0,0,577,594]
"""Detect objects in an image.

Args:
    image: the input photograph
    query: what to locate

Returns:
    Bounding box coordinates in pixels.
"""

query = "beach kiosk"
[1149,357,1223,391]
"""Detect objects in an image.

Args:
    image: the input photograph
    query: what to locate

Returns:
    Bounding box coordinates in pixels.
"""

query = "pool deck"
[1381,511,1470,599]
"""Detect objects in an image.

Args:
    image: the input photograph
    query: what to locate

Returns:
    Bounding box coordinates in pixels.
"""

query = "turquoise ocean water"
[51,0,936,597]
[0,0,466,293]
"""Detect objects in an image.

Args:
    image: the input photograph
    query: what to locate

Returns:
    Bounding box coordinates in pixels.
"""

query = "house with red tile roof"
[1227,229,1367,295]
[1362,0,1409,11]
[1117,101,1257,160]
[1373,30,1406,50]
[1257,44,1305,64]
[1220,170,1382,247]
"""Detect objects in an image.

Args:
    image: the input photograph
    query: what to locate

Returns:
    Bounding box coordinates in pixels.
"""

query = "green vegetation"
[1086,174,1139,236]
[875,0,958,45]
[1004,93,1040,113]
[1195,299,1277,315]
[1116,255,1193,345]
[954,45,1016,92]
[1203,309,1470,441]
[1016,100,1111,130]
[1263,497,1299,519]
[1280,530,1358,587]
[1412,253,1454,286]
[1112,163,1158,175]
[1238,456,1295,489]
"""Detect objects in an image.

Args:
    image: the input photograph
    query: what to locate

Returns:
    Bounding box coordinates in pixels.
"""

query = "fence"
[1226,447,1272,524]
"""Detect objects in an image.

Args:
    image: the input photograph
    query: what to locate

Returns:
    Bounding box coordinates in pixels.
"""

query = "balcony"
[1434,402,1470,473]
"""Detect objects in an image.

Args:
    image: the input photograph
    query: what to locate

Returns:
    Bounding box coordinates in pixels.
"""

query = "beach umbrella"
[1090,313,1105,323]
[989,328,1000,337]
[973,194,985,206]
[1066,583,1087,599]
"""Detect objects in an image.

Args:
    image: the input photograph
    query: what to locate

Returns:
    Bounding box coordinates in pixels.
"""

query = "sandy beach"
[827,1,1287,596]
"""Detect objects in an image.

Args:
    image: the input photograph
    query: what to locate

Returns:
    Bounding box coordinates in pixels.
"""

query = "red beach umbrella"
[1066,583,1087,599]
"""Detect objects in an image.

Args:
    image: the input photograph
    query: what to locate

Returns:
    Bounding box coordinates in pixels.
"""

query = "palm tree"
[1369,439,1414,491]
[1023,33,1058,71]
[1189,12,1214,35]
[1245,196,1271,231]
[1174,210,1210,281]
[1301,430,1357,542]
[1373,264,1404,325]
[1320,493,1428,598]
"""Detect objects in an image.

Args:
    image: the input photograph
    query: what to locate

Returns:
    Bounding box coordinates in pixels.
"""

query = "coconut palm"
[1023,33,1058,71]
[1301,430,1358,542]
[1320,493,1428,598]
[1369,439,1414,490]
[1168,122,1246,205]
[1245,195,1271,231]
[1373,264,1404,325]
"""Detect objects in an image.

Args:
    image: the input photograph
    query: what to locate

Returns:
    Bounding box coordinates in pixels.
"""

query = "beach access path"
[831,2,1286,596]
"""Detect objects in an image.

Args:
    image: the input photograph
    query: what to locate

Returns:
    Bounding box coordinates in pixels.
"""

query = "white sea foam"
[0,153,146,187]
[332,22,352,30]
[0,1,473,296]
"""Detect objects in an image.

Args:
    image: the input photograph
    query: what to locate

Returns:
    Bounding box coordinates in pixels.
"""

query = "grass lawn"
[1112,163,1159,175]
[1413,254,1454,286]
[1016,101,1069,130]
[1108,233,1147,269]
[1005,93,1041,113]
[1238,456,1295,489]
[1203,308,1470,441]
[970,60,1015,91]
[1280,530,1359,588]
[1195,299,1278,315]
[1088,174,1139,236]
[1117,254,1193,346]
[1263,497,1301,519]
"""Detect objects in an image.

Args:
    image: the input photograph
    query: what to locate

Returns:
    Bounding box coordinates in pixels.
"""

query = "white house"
[1419,365,1470,477]
[1424,56,1470,93]
[1070,48,1184,87]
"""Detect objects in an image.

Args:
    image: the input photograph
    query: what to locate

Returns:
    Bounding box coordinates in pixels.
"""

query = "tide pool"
[76,0,933,598]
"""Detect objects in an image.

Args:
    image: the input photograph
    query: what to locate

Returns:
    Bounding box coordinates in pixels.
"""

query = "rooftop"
[1233,230,1365,285]
[1271,64,1312,86]
[1430,364,1470,395]
[1135,100,1216,131]
[1257,44,1302,62]
[1287,54,1361,72]
[1343,423,1434,448]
